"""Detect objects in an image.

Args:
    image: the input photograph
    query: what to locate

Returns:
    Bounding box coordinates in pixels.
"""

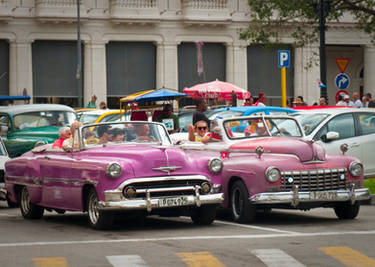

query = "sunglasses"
[197,126,207,130]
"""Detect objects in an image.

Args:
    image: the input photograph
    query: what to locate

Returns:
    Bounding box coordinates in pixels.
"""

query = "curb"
[362,194,375,205]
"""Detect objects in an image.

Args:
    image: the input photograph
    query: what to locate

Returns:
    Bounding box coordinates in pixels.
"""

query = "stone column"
[364,45,375,97]
[225,42,234,83]
[9,39,33,101]
[233,44,247,90]
[294,45,321,106]
[155,41,164,89]
[162,41,178,91]
[83,40,107,106]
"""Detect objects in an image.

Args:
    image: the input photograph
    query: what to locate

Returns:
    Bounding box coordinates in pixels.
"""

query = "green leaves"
[241,0,375,46]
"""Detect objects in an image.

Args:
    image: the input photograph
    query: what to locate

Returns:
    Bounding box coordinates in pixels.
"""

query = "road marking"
[32,257,68,267]
[252,249,306,267]
[214,220,299,234]
[0,213,17,217]
[106,255,148,267]
[0,230,374,247]
[176,251,225,267]
[319,246,375,267]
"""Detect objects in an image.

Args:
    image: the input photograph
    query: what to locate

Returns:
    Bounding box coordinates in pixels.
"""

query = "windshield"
[223,117,303,140]
[78,113,101,124]
[292,113,329,135]
[13,111,76,130]
[208,110,242,120]
[81,122,171,148]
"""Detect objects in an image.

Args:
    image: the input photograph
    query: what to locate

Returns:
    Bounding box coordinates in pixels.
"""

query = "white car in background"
[0,137,15,207]
[293,108,375,178]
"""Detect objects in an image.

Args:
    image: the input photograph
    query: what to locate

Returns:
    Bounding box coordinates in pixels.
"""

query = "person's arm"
[188,125,196,141]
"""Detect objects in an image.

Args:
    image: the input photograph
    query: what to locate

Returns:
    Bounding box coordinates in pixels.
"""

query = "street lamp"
[312,0,331,101]
[76,0,82,107]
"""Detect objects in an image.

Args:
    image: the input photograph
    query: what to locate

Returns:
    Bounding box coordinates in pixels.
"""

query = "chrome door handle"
[350,143,360,148]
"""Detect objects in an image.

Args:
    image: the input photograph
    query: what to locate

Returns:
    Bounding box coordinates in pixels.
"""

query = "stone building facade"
[0,0,374,107]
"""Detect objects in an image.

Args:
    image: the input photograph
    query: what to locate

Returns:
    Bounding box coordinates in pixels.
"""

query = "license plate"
[158,196,189,207]
[309,191,337,200]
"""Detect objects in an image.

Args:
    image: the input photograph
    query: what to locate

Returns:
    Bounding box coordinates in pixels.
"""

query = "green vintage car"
[0,104,76,158]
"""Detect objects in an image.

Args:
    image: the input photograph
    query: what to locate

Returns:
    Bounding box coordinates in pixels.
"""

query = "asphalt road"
[0,202,374,267]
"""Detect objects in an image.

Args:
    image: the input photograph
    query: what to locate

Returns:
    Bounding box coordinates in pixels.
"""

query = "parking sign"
[278,50,290,68]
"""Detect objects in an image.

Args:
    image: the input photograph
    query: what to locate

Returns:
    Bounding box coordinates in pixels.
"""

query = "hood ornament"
[153,166,182,175]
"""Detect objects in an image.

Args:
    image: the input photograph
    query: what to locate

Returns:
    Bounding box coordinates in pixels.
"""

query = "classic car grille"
[125,179,208,198]
[281,168,347,191]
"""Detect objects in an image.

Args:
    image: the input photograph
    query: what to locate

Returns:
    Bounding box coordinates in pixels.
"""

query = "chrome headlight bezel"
[208,158,223,174]
[265,166,281,182]
[349,161,363,177]
[106,162,122,178]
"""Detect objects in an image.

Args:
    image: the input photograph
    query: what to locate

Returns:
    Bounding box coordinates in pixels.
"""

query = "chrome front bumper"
[250,186,370,207]
[98,193,223,212]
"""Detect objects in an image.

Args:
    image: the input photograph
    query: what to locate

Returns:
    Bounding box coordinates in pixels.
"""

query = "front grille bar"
[281,168,347,191]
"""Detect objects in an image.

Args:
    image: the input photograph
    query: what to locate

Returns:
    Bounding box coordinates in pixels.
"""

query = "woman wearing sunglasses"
[188,120,209,142]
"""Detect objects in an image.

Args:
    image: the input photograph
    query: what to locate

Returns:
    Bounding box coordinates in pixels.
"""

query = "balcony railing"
[35,0,87,21]
[109,0,160,23]
[181,0,231,23]
[0,0,11,20]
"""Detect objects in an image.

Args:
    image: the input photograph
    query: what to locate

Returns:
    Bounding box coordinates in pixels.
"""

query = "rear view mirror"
[0,125,8,136]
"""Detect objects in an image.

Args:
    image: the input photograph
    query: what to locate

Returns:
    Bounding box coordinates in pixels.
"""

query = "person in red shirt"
[255,92,266,106]
[52,127,71,149]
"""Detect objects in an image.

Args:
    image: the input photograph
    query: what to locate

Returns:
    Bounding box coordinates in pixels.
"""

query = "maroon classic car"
[179,115,370,223]
[5,121,223,229]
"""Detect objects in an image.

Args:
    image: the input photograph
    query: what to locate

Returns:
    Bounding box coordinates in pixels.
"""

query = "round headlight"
[265,166,281,182]
[349,161,363,176]
[209,158,223,174]
[106,162,122,178]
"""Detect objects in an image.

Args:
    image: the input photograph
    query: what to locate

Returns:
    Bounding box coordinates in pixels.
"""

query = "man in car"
[155,104,179,134]
[192,98,210,129]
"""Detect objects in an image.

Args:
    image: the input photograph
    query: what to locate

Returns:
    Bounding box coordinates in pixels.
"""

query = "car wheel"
[334,201,360,220]
[230,180,255,223]
[191,204,217,225]
[6,194,18,208]
[87,188,113,230]
[20,187,44,219]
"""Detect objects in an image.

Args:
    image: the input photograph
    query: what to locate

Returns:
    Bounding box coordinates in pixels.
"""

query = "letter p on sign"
[278,50,290,68]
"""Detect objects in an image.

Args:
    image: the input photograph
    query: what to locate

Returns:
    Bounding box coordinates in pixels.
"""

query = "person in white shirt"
[352,92,363,108]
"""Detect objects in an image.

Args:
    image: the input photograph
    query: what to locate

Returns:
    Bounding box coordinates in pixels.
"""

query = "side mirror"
[304,125,311,133]
[326,131,339,141]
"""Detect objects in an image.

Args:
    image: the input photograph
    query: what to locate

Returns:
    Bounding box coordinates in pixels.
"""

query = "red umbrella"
[183,80,250,101]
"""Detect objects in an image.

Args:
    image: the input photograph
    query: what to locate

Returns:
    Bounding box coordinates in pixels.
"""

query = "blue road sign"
[278,50,290,68]
[335,73,350,90]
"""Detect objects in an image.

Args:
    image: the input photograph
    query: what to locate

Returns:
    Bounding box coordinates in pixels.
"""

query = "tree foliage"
[240,0,375,47]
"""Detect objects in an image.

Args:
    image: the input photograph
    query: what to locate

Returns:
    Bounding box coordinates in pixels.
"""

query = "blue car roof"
[211,106,297,115]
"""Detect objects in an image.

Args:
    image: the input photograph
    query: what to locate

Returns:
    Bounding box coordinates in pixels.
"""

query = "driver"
[135,124,156,142]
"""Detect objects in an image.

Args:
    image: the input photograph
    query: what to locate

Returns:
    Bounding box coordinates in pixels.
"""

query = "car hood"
[229,137,326,162]
[81,144,203,177]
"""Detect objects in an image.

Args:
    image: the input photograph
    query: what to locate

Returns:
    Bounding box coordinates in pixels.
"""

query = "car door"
[36,150,74,210]
[313,113,362,160]
[356,112,375,177]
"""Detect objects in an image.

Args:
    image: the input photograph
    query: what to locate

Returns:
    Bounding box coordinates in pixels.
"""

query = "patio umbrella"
[183,79,250,101]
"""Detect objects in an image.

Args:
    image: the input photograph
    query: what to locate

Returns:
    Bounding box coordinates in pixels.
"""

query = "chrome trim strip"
[5,181,41,187]
[5,175,41,183]
[98,193,224,211]
[6,175,98,185]
[249,188,370,205]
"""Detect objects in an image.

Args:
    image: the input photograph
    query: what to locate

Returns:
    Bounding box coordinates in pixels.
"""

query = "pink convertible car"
[5,121,223,229]
[179,115,370,223]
